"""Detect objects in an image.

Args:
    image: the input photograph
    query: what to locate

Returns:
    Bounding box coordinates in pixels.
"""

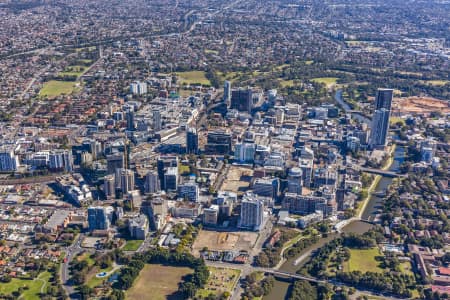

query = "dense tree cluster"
[241,272,275,299]
[254,228,299,267]
[284,235,320,259]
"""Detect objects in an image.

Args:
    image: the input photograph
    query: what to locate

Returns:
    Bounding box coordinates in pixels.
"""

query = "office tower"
[157,156,178,190]
[0,145,20,171]
[253,177,279,199]
[205,131,232,155]
[369,89,393,148]
[49,150,73,172]
[224,81,231,103]
[103,174,115,199]
[164,167,178,191]
[283,193,328,216]
[186,127,199,154]
[234,143,256,163]
[106,153,124,174]
[287,167,303,195]
[239,194,264,231]
[126,110,135,131]
[153,109,162,131]
[144,171,160,194]
[231,88,253,113]
[88,206,110,231]
[178,182,199,202]
[117,168,135,194]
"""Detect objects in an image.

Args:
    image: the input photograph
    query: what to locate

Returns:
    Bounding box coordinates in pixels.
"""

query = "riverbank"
[357,144,397,219]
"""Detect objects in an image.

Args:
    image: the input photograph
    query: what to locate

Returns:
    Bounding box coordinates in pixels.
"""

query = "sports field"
[39,80,79,98]
[176,71,211,85]
[126,264,193,300]
[344,248,383,273]
[311,77,339,88]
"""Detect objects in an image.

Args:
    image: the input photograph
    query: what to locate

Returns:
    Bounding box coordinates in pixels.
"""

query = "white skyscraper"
[239,194,264,231]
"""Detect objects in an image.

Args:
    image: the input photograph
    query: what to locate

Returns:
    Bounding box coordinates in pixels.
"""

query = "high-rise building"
[88,206,110,231]
[420,138,436,164]
[130,81,147,95]
[117,169,135,194]
[126,110,135,131]
[299,158,313,188]
[239,194,264,231]
[49,150,73,172]
[205,131,232,155]
[144,171,160,194]
[157,156,178,190]
[203,205,219,226]
[369,89,393,148]
[234,143,256,163]
[224,81,231,103]
[283,193,328,216]
[253,177,279,199]
[0,145,20,171]
[231,88,253,113]
[374,88,393,110]
[128,214,148,239]
[164,167,178,191]
[287,167,303,195]
[178,182,199,202]
[186,127,199,154]
[103,174,115,199]
[107,153,124,174]
[153,109,162,131]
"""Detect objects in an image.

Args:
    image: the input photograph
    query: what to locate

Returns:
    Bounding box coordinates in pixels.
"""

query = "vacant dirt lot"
[192,230,258,255]
[221,166,253,194]
[393,96,450,116]
[126,264,192,300]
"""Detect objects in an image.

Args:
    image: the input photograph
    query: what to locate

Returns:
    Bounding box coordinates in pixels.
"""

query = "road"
[60,234,84,299]
[205,260,403,300]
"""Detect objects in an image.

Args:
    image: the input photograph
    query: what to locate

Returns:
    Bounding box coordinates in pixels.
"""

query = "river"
[264,97,406,299]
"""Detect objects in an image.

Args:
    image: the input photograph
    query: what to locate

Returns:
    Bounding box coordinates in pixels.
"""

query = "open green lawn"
[311,77,339,87]
[126,264,193,300]
[344,248,383,273]
[39,80,79,98]
[399,261,414,276]
[86,265,114,288]
[0,271,51,300]
[304,60,314,65]
[122,240,144,251]
[58,65,87,77]
[196,267,240,298]
[178,164,191,175]
[279,79,296,88]
[77,252,95,267]
[176,71,211,85]
[390,117,405,126]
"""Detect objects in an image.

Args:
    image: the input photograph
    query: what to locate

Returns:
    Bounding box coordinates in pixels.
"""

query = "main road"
[205,260,403,300]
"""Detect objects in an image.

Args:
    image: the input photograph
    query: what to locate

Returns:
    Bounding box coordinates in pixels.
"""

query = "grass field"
[279,79,296,88]
[126,264,193,300]
[176,71,211,85]
[311,77,339,87]
[122,240,144,251]
[196,267,240,298]
[58,65,87,77]
[390,117,406,126]
[0,271,51,300]
[77,252,95,267]
[86,265,114,288]
[39,80,79,98]
[179,164,191,175]
[344,248,383,273]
